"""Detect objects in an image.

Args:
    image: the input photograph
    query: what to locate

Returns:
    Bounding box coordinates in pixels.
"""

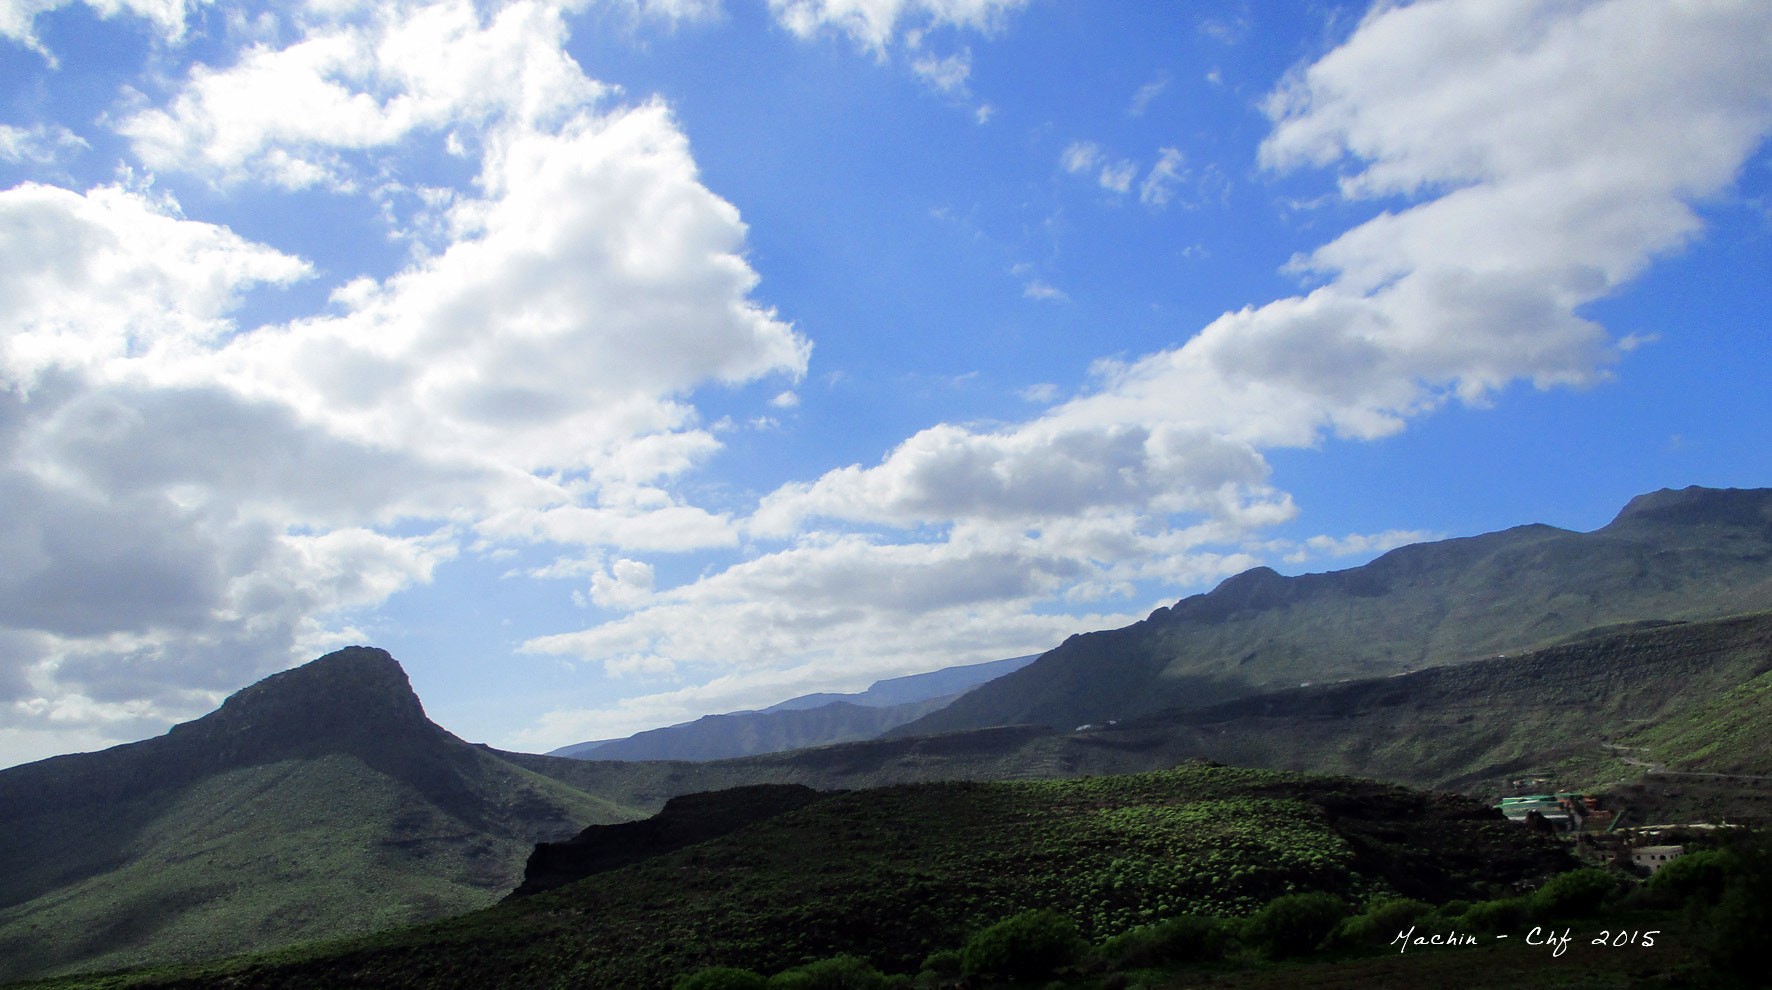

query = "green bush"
[1097,914,1230,969]
[917,949,962,976]
[768,954,891,990]
[1696,840,1772,979]
[1647,849,1732,906]
[1334,897,1432,947]
[961,909,1086,981]
[1455,896,1530,933]
[1242,892,1349,959]
[675,966,769,990]
[1530,868,1617,918]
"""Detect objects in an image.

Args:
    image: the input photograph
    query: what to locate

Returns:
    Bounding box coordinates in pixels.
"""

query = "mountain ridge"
[895,486,1772,737]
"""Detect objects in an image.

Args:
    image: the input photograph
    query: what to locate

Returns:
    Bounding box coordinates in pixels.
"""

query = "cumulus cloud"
[0,182,312,384]
[120,0,606,189]
[519,0,1772,747]
[1,0,808,761]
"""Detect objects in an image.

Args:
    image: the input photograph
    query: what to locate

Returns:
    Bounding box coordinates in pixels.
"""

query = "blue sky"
[2,0,1769,767]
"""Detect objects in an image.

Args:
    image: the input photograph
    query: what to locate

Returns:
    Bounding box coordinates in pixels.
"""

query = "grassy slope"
[1126,611,1772,794]
[16,764,1573,990]
[0,749,637,982]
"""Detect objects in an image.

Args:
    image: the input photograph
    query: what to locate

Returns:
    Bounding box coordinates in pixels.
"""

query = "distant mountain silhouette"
[549,654,1038,761]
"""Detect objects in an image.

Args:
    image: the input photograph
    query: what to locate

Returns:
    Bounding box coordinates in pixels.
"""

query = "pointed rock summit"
[170,646,436,764]
[7,647,463,815]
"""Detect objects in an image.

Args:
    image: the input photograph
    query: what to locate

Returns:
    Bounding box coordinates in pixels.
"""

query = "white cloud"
[1138,146,1185,207]
[0,0,809,761]
[911,47,970,93]
[1128,74,1167,116]
[0,182,312,386]
[519,0,1772,735]
[1060,140,1100,175]
[1022,280,1067,302]
[1060,141,1138,194]
[1276,529,1438,565]
[1098,158,1136,194]
[1,0,202,58]
[588,557,656,609]
[768,0,1025,51]
[120,0,606,189]
[0,123,87,164]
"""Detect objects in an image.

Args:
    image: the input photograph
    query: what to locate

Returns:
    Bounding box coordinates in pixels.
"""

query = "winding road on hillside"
[1600,743,1772,783]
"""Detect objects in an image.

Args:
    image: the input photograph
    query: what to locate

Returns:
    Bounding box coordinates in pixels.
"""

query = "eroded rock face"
[508,783,832,899]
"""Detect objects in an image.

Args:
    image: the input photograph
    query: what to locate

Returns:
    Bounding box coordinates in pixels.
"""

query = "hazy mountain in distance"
[760,654,1040,712]
[0,647,639,983]
[894,486,1772,738]
[548,654,1038,761]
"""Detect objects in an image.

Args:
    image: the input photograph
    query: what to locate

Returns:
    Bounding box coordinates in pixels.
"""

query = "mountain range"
[5,485,1772,984]
[898,486,1772,737]
[548,654,1037,761]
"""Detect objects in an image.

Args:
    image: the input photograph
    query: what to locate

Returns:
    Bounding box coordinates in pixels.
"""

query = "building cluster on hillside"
[1493,792,1738,875]
[1497,792,1608,831]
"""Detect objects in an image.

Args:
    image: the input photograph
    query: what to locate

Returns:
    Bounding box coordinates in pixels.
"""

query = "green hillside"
[12,763,1574,990]
[505,611,1772,823]
[0,649,640,983]
[901,486,1772,736]
[1105,611,1772,801]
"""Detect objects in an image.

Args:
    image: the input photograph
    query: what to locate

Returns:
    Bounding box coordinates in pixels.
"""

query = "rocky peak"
[166,646,442,768]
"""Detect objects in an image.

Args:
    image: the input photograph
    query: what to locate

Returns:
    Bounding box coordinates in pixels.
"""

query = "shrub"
[961,909,1086,981]
[917,949,962,977]
[1696,840,1772,979]
[1455,896,1530,934]
[1647,849,1732,907]
[1530,868,1617,919]
[1242,892,1349,959]
[768,954,891,990]
[675,966,769,990]
[1334,897,1432,947]
[1097,914,1230,969]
